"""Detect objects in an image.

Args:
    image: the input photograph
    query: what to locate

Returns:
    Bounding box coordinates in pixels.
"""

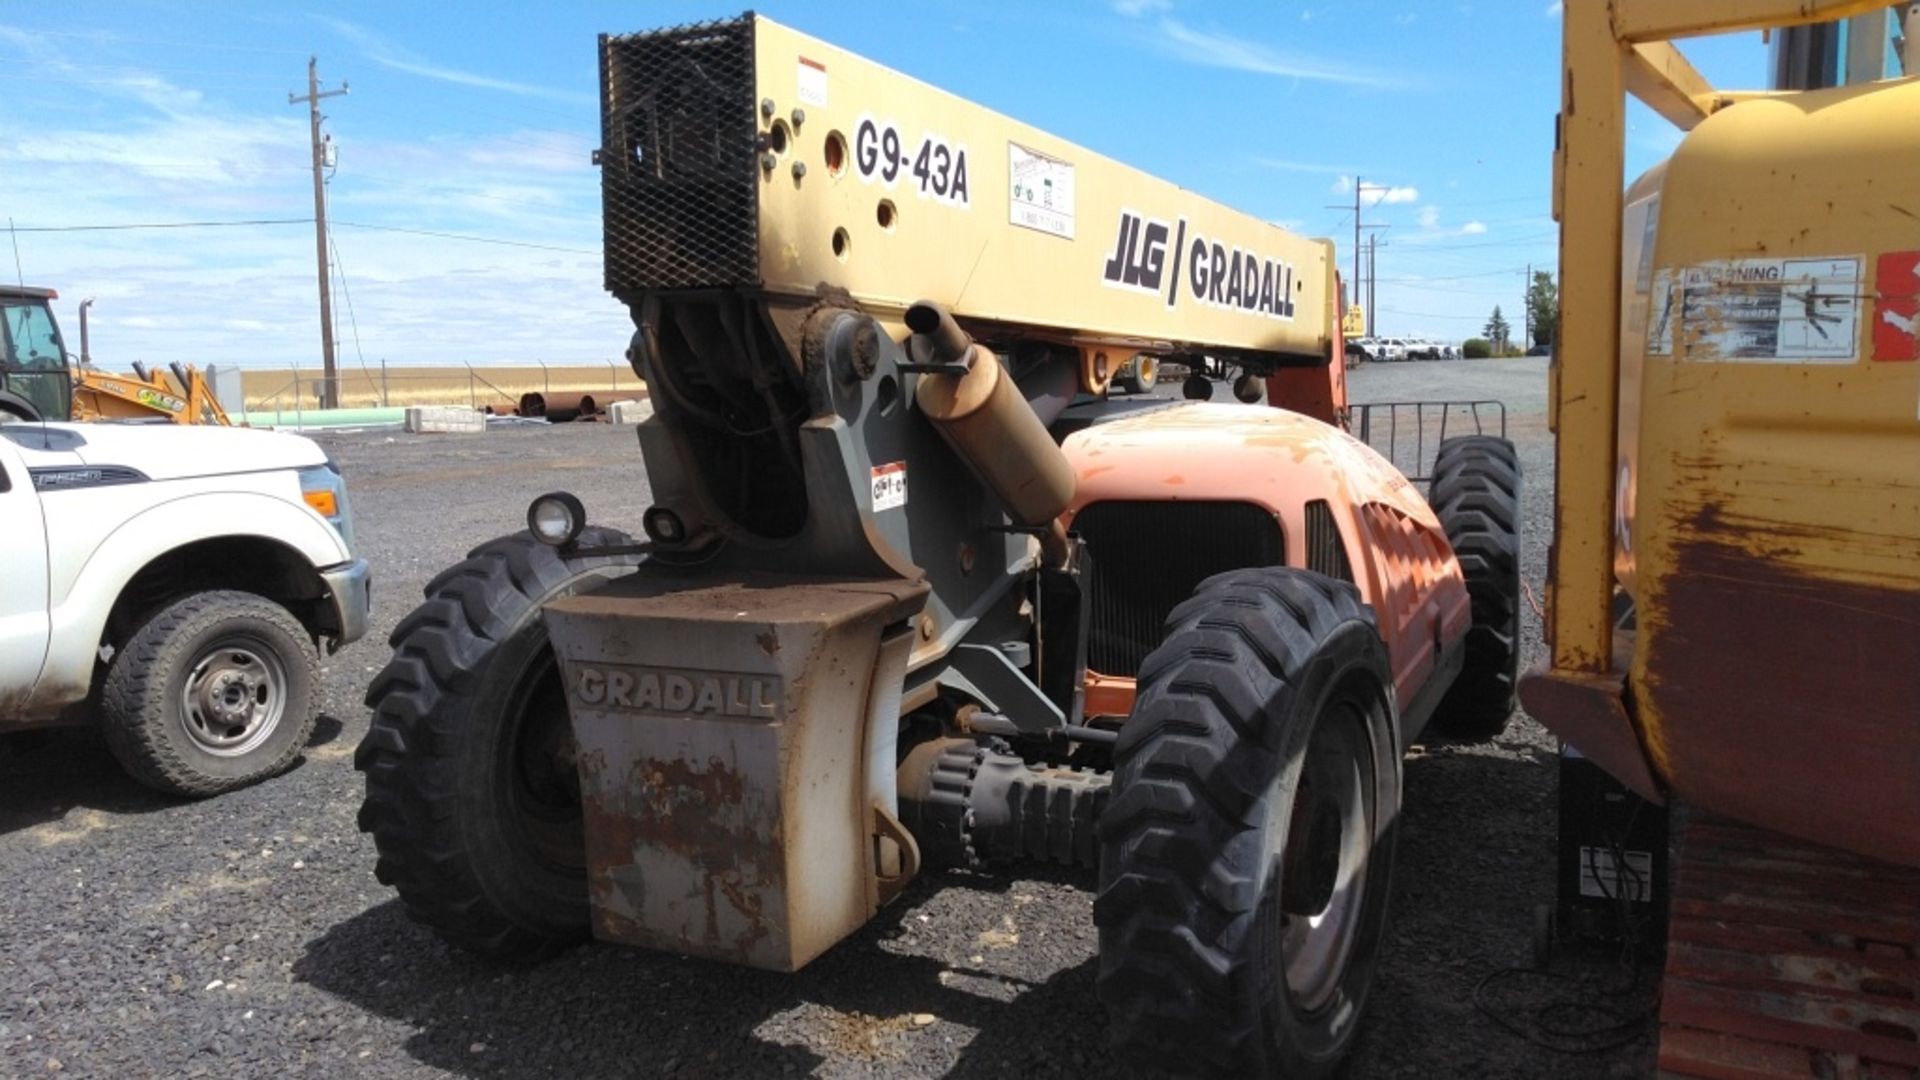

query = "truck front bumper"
[319,557,372,650]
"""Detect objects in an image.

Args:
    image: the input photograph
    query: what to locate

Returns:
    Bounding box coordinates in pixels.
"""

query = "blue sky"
[0,2,1770,369]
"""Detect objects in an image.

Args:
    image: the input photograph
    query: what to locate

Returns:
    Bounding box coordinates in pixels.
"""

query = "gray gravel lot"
[0,356,1656,1078]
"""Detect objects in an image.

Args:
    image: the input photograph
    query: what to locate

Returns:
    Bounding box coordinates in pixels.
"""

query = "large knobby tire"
[1095,568,1401,1079]
[1427,435,1522,741]
[355,528,642,961]
[101,590,320,797]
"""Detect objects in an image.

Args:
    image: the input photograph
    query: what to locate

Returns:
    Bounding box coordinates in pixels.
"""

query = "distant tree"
[1483,306,1512,353]
[1526,271,1559,347]
[1462,337,1492,359]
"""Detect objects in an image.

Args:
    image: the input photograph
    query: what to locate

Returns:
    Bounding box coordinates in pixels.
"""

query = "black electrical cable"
[1471,790,1660,1055]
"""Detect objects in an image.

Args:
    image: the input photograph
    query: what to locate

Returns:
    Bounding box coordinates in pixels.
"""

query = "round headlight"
[527,491,586,547]
[642,505,685,545]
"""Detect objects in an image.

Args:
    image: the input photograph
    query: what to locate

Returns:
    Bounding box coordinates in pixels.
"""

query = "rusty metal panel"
[1658,817,1920,1078]
[1617,75,1920,869]
[543,570,926,972]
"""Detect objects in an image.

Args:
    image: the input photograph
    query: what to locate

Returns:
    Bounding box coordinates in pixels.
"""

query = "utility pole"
[1367,233,1378,338]
[290,58,347,409]
[1356,224,1388,337]
[1524,262,1532,348]
[1327,177,1368,310]
[1353,175,1363,308]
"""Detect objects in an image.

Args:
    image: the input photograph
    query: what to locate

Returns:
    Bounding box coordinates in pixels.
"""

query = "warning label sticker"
[1008,143,1074,240]
[1873,250,1920,362]
[1578,847,1653,903]
[1648,255,1862,363]
[797,57,827,107]
[870,461,907,511]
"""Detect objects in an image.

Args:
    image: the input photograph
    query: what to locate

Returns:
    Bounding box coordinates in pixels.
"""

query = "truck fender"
[36,490,350,712]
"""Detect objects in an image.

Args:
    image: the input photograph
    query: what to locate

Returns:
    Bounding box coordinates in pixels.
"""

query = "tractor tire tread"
[1428,437,1522,740]
[1096,568,1386,1077]
[356,527,638,961]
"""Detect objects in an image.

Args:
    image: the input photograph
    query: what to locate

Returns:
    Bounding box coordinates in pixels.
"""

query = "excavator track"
[1658,817,1920,1079]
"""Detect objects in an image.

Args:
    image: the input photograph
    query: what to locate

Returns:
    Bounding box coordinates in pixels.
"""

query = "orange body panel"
[1061,402,1470,720]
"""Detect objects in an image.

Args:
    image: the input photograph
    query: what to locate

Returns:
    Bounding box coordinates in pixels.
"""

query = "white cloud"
[1418,205,1441,229]
[1460,220,1488,235]
[1149,18,1398,88]
[2,36,624,372]
[1112,0,1172,15]
[1545,2,1563,14]
[1361,184,1419,206]
[1332,175,1353,195]
[319,17,594,105]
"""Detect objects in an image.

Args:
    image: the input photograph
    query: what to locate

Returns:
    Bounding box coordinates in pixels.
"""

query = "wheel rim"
[179,641,287,757]
[504,652,586,873]
[1272,699,1375,1013]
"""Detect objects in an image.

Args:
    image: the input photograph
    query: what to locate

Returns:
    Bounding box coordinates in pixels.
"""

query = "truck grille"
[600,16,760,298]
[1305,500,1353,583]
[1074,501,1285,677]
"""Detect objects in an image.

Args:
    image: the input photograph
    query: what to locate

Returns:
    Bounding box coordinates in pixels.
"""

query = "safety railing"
[1342,399,1507,484]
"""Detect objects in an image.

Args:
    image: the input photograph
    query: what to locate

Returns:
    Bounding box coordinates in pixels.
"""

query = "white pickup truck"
[0,418,370,796]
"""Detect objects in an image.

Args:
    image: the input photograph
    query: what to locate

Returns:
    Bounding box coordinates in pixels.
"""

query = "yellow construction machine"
[357,13,1521,1078]
[70,361,233,426]
[0,287,231,424]
[1525,2,1920,1075]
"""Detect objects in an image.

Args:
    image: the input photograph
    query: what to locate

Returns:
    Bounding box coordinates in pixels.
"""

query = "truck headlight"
[528,491,586,547]
[299,460,357,554]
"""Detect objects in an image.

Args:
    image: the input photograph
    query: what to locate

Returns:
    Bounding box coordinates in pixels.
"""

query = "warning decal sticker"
[797,57,827,107]
[870,461,907,511]
[1008,143,1075,239]
[1873,250,1919,362]
[1648,255,1861,363]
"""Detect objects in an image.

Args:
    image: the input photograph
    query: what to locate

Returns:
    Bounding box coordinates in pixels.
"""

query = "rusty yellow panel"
[1544,0,1629,676]
[1624,75,1920,866]
[742,16,1334,359]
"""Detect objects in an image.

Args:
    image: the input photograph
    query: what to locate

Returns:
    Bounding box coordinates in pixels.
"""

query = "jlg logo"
[1102,209,1171,295]
[1100,209,1298,322]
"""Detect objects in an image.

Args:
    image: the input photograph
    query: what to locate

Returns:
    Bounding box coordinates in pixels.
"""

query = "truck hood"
[0,421,326,479]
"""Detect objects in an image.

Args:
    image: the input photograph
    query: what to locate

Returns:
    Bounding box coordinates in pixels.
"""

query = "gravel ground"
[0,356,1656,1078]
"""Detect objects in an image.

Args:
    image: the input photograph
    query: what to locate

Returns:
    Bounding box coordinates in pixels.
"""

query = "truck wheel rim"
[180,641,287,757]
[1274,701,1374,1013]
[506,653,586,872]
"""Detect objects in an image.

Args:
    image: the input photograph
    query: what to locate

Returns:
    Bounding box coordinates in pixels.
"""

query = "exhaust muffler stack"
[907,301,1075,564]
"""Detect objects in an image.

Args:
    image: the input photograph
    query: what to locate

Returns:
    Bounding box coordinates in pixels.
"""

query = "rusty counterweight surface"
[543,570,928,973]
[1659,816,1920,1079]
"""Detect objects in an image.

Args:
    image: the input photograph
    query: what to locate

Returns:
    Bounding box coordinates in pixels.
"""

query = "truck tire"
[356,529,642,961]
[100,590,319,797]
[1428,435,1522,740]
[1096,568,1401,1079]
[1116,355,1159,395]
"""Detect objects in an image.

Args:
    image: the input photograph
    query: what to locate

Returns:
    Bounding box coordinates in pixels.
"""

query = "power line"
[331,220,598,255]
[1396,232,1559,252]
[6,216,598,254]
[2,28,308,55]
[1378,266,1530,283]
[1376,307,1491,321]
[8,219,312,233]
[328,233,376,394]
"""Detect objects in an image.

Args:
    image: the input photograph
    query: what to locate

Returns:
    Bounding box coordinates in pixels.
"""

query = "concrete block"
[404,405,486,434]
[609,398,655,425]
